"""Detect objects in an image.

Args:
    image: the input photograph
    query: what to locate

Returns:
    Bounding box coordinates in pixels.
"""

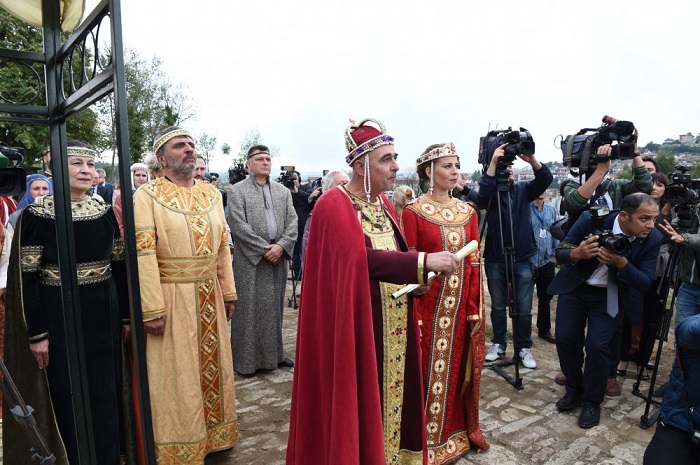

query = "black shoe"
[278,357,294,368]
[616,369,627,377]
[538,331,556,344]
[556,391,582,412]
[578,405,600,429]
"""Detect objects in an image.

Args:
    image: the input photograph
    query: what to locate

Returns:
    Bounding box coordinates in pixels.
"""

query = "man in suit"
[548,192,663,428]
[95,168,114,205]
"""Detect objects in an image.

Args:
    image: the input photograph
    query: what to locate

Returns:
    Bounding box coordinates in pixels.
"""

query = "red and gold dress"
[401,195,489,464]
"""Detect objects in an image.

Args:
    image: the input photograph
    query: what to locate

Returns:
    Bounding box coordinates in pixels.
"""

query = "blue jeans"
[485,259,534,350]
[675,282,700,328]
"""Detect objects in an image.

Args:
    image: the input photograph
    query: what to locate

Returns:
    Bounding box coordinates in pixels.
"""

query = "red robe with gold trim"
[287,186,428,465]
[401,196,489,464]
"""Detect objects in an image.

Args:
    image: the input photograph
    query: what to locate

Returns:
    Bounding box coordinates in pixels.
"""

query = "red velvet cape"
[287,187,427,464]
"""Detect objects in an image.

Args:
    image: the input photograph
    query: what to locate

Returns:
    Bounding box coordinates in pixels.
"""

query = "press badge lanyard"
[532,204,548,239]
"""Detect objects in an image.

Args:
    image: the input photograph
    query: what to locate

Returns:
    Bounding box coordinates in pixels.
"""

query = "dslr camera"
[589,205,631,256]
[228,163,248,186]
[278,165,297,190]
[561,115,637,171]
[478,127,535,182]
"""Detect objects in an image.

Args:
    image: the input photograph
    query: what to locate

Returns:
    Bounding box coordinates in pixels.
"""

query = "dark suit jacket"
[547,210,663,324]
[96,182,114,205]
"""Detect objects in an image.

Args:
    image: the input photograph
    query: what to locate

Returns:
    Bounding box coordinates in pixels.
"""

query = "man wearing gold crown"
[287,118,460,465]
[134,126,238,464]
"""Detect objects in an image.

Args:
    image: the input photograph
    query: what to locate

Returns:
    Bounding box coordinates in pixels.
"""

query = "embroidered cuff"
[29,332,49,342]
[142,308,165,322]
[223,293,237,301]
[417,252,426,285]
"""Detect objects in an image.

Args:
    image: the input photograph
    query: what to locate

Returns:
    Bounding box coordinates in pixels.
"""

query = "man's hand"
[597,247,628,271]
[309,186,322,201]
[410,284,431,297]
[658,220,685,244]
[263,243,284,265]
[122,324,132,343]
[224,300,235,320]
[425,251,460,275]
[518,152,542,171]
[470,321,481,337]
[570,235,600,263]
[144,317,165,336]
[30,339,49,369]
[485,144,507,176]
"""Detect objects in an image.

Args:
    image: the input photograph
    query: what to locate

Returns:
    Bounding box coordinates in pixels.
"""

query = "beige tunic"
[134,177,238,464]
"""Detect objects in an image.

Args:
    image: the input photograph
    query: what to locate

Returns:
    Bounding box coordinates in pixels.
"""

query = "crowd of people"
[0,118,698,465]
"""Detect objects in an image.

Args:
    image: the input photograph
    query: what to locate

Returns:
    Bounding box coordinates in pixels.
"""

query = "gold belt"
[158,254,217,283]
[39,260,112,286]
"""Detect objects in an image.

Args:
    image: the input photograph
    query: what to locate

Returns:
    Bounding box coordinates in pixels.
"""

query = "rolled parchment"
[391,240,479,299]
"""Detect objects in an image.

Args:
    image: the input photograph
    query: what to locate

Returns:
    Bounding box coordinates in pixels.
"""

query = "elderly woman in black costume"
[3,141,130,464]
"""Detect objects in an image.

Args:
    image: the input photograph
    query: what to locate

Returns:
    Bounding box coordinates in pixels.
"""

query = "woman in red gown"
[401,142,489,464]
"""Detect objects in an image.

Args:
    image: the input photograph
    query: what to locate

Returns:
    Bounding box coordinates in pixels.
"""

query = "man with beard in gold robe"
[134,126,238,464]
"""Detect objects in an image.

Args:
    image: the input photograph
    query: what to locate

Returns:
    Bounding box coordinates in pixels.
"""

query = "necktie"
[607,268,618,317]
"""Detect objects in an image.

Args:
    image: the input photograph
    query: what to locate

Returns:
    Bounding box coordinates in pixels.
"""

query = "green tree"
[656,149,677,175]
[471,170,482,182]
[236,128,279,165]
[197,132,218,168]
[0,9,103,166]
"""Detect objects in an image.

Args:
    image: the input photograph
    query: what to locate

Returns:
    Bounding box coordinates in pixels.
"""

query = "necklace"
[345,186,388,230]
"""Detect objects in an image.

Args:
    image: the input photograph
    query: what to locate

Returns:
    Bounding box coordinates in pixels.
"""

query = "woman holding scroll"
[400,142,489,464]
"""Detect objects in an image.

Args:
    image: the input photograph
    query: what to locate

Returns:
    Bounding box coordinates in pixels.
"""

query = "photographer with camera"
[549,193,663,428]
[283,169,321,280]
[643,312,700,465]
[479,143,552,369]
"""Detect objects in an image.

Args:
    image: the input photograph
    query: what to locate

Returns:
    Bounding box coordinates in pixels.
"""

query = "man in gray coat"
[228,145,298,375]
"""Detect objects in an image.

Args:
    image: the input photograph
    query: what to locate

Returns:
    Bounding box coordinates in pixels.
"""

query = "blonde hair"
[393,185,416,212]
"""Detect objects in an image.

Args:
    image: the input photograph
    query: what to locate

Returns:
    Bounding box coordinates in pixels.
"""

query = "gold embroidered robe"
[134,178,238,464]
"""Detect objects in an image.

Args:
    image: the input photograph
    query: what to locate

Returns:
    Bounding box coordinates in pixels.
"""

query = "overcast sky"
[85,0,700,178]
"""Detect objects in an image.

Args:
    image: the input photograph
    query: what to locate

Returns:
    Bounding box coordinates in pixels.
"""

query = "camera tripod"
[632,234,692,428]
[0,357,55,464]
[484,179,524,390]
[287,260,300,309]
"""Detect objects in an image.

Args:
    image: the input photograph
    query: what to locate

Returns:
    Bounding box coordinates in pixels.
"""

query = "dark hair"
[641,155,660,173]
[416,143,445,181]
[651,172,669,186]
[247,145,269,158]
[621,192,657,213]
[559,179,572,197]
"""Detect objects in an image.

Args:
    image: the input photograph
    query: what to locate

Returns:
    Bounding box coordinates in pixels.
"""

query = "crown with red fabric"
[344,118,394,165]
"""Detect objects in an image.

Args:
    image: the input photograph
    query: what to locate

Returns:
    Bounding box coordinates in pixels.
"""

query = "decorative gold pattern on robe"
[29,195,110,220]
[39,260,112,286]
[355,197,421,465]
[20,245,43,272]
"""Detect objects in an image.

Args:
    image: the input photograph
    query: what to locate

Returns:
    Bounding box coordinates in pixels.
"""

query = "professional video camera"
[228,163,248,186]
[561,115,637,171]
[589,205,632,255]
[478,127,535,181]
[278,165,296,189]
[308,170,329,191]
[664,165,700,234]
[0,142,27,196]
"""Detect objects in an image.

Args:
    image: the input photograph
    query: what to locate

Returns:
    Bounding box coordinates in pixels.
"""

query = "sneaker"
[485,343,506,362]
[519,348,537,369]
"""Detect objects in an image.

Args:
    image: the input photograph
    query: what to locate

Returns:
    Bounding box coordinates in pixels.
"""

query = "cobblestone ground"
[0,280,676,465]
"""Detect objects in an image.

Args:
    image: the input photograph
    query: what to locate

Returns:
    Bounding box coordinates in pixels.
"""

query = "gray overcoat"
[227,176,298,374]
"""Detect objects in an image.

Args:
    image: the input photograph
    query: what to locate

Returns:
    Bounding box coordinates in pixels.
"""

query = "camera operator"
[643,312,700,465]
[658,219,700,326]
[288,171,321,280]
[560,138,652,394]
[479,145,552,369]
[561,138,651,218]
[549,193,663,429]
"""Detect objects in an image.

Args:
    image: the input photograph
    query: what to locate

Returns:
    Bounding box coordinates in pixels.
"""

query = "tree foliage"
[98,49,197,166]
[0,9,102,166]
[656,149,677,176]
[235,128,279,166]
[197,132,218,167]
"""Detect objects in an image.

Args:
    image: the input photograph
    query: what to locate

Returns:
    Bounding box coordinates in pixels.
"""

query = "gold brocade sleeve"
[133,189,166,321]
[215,207,236,301]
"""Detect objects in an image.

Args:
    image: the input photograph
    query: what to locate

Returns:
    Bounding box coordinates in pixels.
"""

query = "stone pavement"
[207,282,677,465]
[0,281,673,464]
